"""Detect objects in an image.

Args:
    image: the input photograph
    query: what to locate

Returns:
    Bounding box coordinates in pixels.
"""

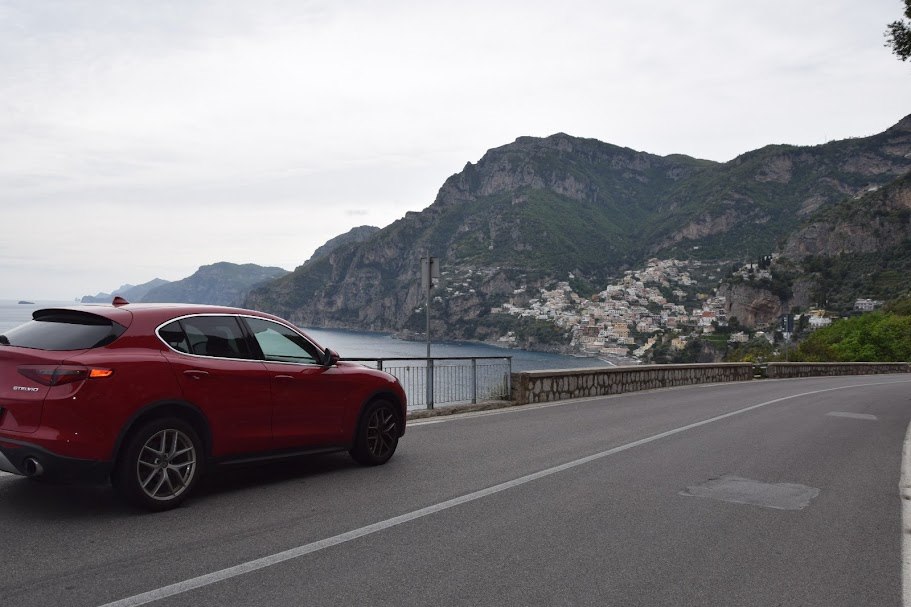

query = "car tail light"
[17,365,113,387]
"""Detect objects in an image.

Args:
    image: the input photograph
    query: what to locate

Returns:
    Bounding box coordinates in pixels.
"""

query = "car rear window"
[0,309,127,351]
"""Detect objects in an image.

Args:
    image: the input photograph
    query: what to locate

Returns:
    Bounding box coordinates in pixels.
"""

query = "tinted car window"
[176,316,252,359]
[244,317,321,364]
[1,309,126,351]
[158,321,190,354]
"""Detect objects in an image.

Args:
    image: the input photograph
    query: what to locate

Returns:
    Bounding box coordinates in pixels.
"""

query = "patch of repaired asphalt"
[681,475,820,510]
[826,411,879,421]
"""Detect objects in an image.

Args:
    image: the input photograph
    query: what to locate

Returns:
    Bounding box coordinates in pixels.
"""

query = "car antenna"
[112,296,129,306]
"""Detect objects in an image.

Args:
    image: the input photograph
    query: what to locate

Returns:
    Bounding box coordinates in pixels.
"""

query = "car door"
[241,317,349,449]
[159,316,272,457]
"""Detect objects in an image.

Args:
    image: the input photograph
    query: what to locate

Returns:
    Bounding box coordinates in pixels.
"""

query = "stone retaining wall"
[766,362,911,379]
[511,363,754,405]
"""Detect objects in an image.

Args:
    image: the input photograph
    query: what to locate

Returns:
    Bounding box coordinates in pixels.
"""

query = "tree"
[885,296,911,316]
[885,0,911,61]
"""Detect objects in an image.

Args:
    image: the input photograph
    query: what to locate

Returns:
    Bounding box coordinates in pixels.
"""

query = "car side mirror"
[322,347,340,367]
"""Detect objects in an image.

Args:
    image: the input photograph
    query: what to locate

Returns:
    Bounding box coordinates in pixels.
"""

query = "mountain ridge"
[141,262,289,306]
[244,114,911,340]
[81,278,170,304]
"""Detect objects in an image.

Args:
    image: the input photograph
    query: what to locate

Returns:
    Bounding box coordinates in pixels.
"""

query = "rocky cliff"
[717,282,785,327]
[782,172,911,259]
[779,170,911,311]
[719,170,911,326]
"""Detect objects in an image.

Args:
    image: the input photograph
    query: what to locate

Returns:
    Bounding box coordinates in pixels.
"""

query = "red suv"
[0,301,406,510]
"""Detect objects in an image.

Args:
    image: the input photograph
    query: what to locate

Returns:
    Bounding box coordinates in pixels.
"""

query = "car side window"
[176,316,253,359]
[244,317,321,365]
[158,321,190,353]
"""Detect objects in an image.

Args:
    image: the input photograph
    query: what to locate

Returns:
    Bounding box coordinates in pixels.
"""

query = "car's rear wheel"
[349,399,400,466]
[115,417,202,511]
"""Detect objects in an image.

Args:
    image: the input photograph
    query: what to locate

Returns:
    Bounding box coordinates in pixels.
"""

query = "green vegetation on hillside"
[724,338,777,363]
[791,302,911,362]
[801,240,911,312]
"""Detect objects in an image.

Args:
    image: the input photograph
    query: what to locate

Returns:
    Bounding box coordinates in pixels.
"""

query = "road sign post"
[421,256,439,409]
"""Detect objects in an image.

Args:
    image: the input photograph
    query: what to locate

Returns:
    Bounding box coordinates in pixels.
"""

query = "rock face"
[782,173,911,259]
[142,263,289,306]
[246,115,911,338]
[718,282,785,328]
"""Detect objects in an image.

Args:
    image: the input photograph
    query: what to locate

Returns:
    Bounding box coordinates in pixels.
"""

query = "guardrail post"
[471,358,478,404]
[426,358,434,410]
[377,359,383,372]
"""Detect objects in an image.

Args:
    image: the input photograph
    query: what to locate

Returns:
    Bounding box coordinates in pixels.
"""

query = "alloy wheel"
[136,428,197,501]
[365,406,398,459]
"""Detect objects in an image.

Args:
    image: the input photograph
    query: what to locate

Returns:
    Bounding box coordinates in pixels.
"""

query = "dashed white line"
[98,378,911,607]
[901,418,911,607]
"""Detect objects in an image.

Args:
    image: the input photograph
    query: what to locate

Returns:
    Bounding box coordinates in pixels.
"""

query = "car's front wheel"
[349,399,400,466]
[115,417,203,511]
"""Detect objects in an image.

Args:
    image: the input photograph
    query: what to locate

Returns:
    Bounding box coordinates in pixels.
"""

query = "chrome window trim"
[154,313,325,367]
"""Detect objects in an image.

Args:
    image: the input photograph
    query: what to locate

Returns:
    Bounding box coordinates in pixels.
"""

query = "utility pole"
[421,256,439,408]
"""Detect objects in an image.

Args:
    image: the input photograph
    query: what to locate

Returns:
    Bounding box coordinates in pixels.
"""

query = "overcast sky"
[1,0,909,300]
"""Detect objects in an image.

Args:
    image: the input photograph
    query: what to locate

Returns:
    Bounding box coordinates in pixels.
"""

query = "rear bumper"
[0,437,112,483]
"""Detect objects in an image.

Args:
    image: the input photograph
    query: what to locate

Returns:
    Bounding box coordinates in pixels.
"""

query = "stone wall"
[509,362,911,405]
[511,364,754,405]
[766,362,911,379]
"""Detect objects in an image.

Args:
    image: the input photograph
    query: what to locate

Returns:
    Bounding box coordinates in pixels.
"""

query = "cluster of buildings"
[492,259,730,358]
[442,258,883,361]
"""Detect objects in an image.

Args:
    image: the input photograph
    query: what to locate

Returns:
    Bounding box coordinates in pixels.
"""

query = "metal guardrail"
[342,356,513,410]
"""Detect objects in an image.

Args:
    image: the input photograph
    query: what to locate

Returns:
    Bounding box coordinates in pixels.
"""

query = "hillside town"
[489,259,729,359]
[484,258,881,361]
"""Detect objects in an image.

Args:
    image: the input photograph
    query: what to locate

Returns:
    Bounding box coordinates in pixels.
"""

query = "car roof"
[35,303,280,327]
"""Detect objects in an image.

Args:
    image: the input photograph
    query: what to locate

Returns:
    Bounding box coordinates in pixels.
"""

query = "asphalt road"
[2,375,910,607]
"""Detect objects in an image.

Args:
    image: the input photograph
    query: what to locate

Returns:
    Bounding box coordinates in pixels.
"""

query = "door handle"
[274,375,294,381]
[183,370,210,380]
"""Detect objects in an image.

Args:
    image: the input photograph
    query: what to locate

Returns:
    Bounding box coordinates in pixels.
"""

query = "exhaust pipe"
[23,457,43,477]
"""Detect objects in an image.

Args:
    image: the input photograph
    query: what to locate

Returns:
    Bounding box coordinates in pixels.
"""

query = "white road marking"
[100,379,911,607]
[901,418,911,607]
[827,411,879,421]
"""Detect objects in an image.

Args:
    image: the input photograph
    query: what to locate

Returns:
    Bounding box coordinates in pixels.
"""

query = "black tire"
[114,417,203,511]
[349,399,400,466]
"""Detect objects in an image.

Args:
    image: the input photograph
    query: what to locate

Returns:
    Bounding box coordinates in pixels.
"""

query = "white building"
[854,298,882,312]
[809,316,832,329]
